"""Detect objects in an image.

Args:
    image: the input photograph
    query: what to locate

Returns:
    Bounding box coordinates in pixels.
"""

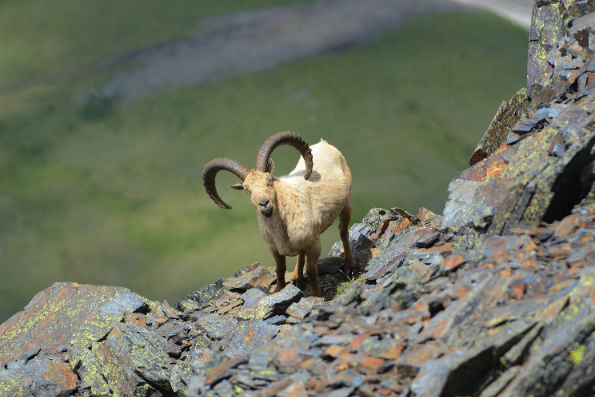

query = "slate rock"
[470,88,529,166]
[0,282,144,363]
[197,313,238,340]
[238,284,304,320]
[0,358,78,397]
[0,282,148,397]
[479,366,522,397]
[90,322,173,395]
[239,287,270,309]
[317,256,345,275]
[508,310,595,397]
[286,297,322,321]
[442,177,513,230]
[223,265,276,292]
[329,207,390,256]
[223,319,279,359]
[178,279,226,311]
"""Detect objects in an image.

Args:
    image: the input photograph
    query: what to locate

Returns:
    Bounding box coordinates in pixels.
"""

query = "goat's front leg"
[305,240,322,297]
[291,252,307,291]
[271,249,287,293]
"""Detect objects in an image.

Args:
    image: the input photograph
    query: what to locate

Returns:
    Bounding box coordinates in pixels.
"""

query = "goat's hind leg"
[305,241,323,297]
[339,201,357,278]
[291,252,308,291]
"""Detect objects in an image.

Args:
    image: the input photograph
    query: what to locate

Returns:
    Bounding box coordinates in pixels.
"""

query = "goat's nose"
[259,198,270,208]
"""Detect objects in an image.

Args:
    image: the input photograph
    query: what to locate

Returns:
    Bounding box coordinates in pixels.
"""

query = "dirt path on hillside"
[454,0,533,27]
[84,0,534,102]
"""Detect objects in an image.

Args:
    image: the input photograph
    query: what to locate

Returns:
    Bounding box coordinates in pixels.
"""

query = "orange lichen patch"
[155,316,168,324]
[349,334,369,352]
[441,254,465,272]
[419,242,454,255]
[451,284,470,300]
[335,351,354,367]
[569,263,586,275]
[42,361,78,393]
[538,295,569,322]
[512,283,527,299]
[306,377,326,392]
[324,344,347,359]
[554,213,581,238]
[494,142,511,154]
[313,325,329,334]
[205,355,247,386]
[359,356,385,372]
[522,259,540,271]
[459,150,509,182]
[375,347,402,360]
[548,279,576,294]
[485,157,508,179]
[400,342,443,367]
[499,268,512,277]
[416,207,436,222]
[277,348,299,366]
[488,326,503,336]
[385,218,412,237]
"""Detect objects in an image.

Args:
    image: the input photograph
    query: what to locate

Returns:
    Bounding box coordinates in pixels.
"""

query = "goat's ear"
[267,159,275,174]
[230,183,244,190]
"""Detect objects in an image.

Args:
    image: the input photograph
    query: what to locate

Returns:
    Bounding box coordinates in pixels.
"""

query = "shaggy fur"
[204,134,355,297]
[243,140,355,296]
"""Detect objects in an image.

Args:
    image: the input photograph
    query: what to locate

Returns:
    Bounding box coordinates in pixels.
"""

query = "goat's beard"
[259,207,273,217]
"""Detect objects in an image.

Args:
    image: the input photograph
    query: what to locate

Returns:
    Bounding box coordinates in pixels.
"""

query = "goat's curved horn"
[202,157,249,209]
[255,131,313,179]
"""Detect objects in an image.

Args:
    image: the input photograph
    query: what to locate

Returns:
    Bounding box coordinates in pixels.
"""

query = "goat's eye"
[245,188,251,195]
[267,179,273,187]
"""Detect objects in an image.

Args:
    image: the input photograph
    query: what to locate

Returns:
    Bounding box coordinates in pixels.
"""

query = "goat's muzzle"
[258,198,273,217]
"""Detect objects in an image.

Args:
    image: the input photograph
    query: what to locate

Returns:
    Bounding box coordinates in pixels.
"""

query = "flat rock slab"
[223,266,276,292]
[238,284,304,320]
[0,282,145,363]
[0,282,148,396]
[224,320,279,359]
[0,358,78,397]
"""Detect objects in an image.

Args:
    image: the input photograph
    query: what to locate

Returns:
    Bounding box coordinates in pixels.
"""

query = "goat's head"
[202,131,313,217]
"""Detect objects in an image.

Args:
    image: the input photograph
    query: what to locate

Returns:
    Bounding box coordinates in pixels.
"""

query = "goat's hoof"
[310,288,323,298]
[341,267,358,279]
[292,278,308,291]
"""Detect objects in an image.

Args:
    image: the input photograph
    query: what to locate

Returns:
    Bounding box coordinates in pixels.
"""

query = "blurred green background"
[0,1,528,321]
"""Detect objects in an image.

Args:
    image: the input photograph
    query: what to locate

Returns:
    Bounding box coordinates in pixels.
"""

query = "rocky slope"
[2,1,595,396]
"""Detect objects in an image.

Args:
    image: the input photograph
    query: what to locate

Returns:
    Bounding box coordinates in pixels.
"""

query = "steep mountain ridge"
[2,1,595,396]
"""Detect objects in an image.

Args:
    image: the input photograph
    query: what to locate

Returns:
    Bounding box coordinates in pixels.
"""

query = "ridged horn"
[255,131,313,179]
[202,157,250,209]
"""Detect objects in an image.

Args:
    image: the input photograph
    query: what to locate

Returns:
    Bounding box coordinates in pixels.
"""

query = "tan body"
[202,132,356,297]
[250,141,354,296]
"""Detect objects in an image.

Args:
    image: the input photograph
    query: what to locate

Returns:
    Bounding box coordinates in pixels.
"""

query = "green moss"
[570,345,586,366]
[579,275,594,287]
[336,274,365,296]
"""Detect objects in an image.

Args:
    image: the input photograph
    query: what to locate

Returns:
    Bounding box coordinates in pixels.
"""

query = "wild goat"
[202,131,356,297]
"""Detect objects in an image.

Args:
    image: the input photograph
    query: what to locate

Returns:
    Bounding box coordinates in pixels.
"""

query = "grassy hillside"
[0,4,528,321]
